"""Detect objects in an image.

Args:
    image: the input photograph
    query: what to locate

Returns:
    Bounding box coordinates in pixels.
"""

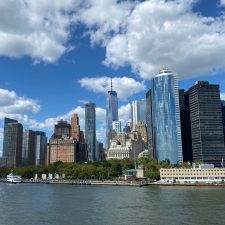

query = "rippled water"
[0,183,224,225]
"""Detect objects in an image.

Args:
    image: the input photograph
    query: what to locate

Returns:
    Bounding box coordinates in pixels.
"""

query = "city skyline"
[1,0,225,155]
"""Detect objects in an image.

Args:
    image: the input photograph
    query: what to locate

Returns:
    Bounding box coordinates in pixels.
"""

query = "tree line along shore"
[0,157,195,181]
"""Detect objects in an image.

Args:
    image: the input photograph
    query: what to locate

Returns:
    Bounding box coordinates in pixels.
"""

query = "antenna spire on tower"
[110,75,113,91]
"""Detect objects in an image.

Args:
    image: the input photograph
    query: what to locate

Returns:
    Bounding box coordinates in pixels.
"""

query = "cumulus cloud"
[0,0,80,62]
[118,103,131,126]
[0,88,40,114]
[77,0,225,79]
[2,0,225,79]
[79,76,146,99]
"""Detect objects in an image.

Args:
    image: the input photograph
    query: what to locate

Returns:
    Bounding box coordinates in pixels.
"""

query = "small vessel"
[7,172,22,183]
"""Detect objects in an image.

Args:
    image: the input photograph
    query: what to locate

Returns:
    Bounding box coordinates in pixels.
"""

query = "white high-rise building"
[131,99,146,130]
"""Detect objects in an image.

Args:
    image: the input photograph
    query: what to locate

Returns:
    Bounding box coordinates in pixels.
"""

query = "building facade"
[179,90,193,162]
[71,114,80,141]
[22,130,36,165]
[2,118,23,167]
[146,89,154,158]
[106,78,118,148]
[107,131,144,160]
[112,120,122,134]
[35,131,47,165]
[131,99,146,130]
[54,120,71,138]
[135,121,147,148]
[48,138,77,164]
[188,81,225,166]
[85,102,96,161]
[221,100,225,142]
[160,165,225,183]
[151,69,183,164]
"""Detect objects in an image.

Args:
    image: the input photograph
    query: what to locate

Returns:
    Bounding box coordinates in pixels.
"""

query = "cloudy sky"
[1,0,225,154]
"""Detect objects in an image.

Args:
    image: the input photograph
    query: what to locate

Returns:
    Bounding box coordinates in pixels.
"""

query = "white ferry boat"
[7,173,22,183]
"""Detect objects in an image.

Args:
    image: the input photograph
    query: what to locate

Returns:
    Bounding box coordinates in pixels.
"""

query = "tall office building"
[179,90,193,162]
[22,130,36,165]
[106,77,118,148]
[71,114,80,141]
[35,131,47,165]
[221,100,225,143]
[146,89,154,158]
[188,81,225,166]
[3,118,23,167]
[151,69,183,164]
[112,121,122,134]
[131,99,146,130]
[85,102,96,161]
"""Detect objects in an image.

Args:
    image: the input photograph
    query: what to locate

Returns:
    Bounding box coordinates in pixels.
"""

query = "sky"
[1,0,225,154]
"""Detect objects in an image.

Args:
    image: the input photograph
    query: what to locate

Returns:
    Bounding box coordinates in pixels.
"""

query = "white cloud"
[118,103,131,127]
[2,0,225,79]
[77,0,225,80]
[79,76,146,99]
[0,88,40,114]
[0,0,79,62]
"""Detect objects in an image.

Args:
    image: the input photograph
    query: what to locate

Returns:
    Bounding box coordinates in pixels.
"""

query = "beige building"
[135,121,147,148]
[160,165,225,183]
[107,131,144,160]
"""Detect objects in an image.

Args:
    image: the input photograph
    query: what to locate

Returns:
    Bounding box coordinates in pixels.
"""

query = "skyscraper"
[3,118,23,167]
[146,89,154,158]
[151,69,183,164]
[131,99,146,130]
[222,100,225,142]
[35,131,47,165]
[85,102,96,161]
[179,90,193,162]
[22,129,36,165]
[106,77,118,148]
[188,81,225,166]
[71,114,80,141]
[112,120,122,134]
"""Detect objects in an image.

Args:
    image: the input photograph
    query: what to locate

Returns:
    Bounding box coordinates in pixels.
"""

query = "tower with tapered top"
[106,76,118,148]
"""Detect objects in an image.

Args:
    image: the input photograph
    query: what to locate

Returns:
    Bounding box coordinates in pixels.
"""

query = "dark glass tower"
[106,77,118,148]
[35,131,47,165]
[188,81,225,166]
[151,69,183,164]
[222,100,225,143]
[146,89,154,158]
[179,90,193,162]
[85,102,96,161]
[3,118,23,167]
[22,129,36,165]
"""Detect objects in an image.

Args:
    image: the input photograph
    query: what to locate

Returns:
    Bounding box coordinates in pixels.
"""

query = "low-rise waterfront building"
[160,164,225,183]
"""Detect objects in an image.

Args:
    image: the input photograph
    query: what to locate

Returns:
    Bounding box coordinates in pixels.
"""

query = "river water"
[0,183,224,225]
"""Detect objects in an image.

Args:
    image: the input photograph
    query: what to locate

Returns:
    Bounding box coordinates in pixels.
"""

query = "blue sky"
[0,0,225,154]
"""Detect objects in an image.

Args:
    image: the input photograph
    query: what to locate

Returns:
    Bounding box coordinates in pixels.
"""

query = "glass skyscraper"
[35,131,47,165]
[106,78,118,148]
[151,69,183,164]
[131,99,146,130]
[85,102,96,161]
[3,117,23,167]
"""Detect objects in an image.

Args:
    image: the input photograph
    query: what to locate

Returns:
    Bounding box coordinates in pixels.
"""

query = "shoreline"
[1,178,225,187]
